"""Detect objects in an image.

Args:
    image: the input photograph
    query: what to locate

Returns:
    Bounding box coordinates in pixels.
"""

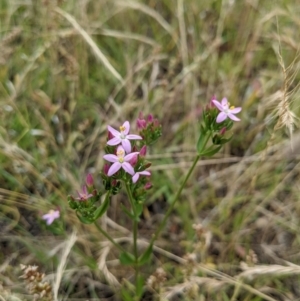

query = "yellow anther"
[117,149,124,156]
[119,157,124,163]
[120,125,126,132]
[230,105,235,110]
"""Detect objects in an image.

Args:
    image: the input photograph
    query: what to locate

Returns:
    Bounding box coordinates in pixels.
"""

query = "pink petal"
[122,162,135,175]
[221,98,228,107]
[216,112,227,123]
[107,125,120,137]
[103,154,118,163]
[46,217,54,225]
[108,162,122,176]
[132,173,139,183]
[107,137,121,146]
[124,152,140,161]
[122,139,132,153]
[212,100,224,112]
[230,107,242,114]
[53,210,60,219]
[126,134,142,140]
[228,113,240,121]
[139,171,151,176]
[123,121,130,135]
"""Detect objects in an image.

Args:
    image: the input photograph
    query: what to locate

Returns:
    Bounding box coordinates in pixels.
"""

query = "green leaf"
[136,275,145,298]
[93,194,110,220]
[138,243,153,266]
[200,145,222,157]
[219,135,233,144]
[121,288,134,301]
[135,202,143,217]
[197,131,209,154]
[75,211,93,224]
[119,252,136,266]
[120,203,135,219]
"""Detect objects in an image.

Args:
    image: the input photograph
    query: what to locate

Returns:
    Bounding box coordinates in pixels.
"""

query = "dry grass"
[0,0,300,300]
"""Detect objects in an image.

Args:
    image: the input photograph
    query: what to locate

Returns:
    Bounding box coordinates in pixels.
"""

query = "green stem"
[125,182,140,299]
[150,131,211,245]
[94,221,127,253]
[94,192,127,253]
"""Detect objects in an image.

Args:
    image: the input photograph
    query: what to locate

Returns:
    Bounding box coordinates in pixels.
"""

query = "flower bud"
[144,182,152,190]
[144,162,152,169]
[137,119,146,130]
[129,154,138,166]
[220,127,226,135]
[210,95,217,108]
[86,173,94,187]
[103,164,110,175]
[107,131,114,140]
[147,114,153,123]
[140,145,147,157]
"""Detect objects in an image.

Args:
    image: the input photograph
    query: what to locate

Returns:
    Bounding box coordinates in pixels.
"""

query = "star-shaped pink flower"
[107,121,142,153]
[42,209,60,225]
[103,146,139,176]
[212,98,242,123]
[75,186,93,201]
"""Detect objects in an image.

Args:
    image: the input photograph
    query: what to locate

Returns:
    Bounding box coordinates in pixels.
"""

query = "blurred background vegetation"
[1,0,300,300]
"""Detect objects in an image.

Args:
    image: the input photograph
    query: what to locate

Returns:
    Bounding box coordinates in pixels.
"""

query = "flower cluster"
[66,114,161,224]
[104,120,152,183]
[197,96,242,155]
[102,116,161,202]
[136,113,162,145]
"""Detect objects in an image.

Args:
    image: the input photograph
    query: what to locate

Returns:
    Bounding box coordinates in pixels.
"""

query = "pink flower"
[42,209,60,225]
[132,170,151,183]
[144,182,152,190]
[137,118,146,130]
[107,121,142,153]
[86,173,94,187]
[139,145,147,157]
[76,186,93,201]
[103,146,139,176]
[212,98,242,123]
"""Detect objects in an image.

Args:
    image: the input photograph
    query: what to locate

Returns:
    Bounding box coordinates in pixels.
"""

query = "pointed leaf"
[120,203,135,219]
[197,132,209,154]
[119,252,136,266]
[200,145,222,157]
[138,243,153,266]
[135,203,143,217]
[93,195,110,220]
[121,288,134,301]
[136,275,145,298]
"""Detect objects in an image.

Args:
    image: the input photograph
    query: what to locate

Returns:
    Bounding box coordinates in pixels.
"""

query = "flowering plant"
[43,97,241,299]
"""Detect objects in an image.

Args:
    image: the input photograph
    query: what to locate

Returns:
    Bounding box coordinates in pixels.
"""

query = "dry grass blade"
[239,264,300,280]
[97,243,120,288]
[54,7,124,84]
[115,0,177,44]
[53,231,77,301]
[99,29,159,47]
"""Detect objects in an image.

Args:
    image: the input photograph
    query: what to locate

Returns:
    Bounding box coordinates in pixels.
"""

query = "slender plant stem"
[94,192,127,253]
[125,182,140,298]
[150,132,211,244]
[150,154,201,245]
[94,221,127,253]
